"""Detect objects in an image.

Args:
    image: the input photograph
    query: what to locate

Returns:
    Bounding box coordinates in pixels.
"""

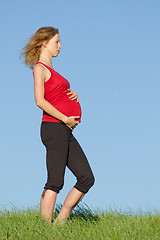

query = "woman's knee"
[87,173,95,188]
[75,172,95,194]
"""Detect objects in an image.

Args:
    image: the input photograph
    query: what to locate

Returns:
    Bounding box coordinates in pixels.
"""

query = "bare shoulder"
[33,63,47,81]
[33,63,46,74]
[33,63,51,82]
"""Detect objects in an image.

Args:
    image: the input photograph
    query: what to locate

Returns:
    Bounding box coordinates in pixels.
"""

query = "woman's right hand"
[63,116,80,130]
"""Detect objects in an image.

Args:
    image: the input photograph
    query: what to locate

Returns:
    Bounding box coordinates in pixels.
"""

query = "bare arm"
[33,64,79,129]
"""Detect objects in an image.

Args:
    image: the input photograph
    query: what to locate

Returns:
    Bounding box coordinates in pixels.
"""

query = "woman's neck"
[38,59,54,69]
[39,51,53,68]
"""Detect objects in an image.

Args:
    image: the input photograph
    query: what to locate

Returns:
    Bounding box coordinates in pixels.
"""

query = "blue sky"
[0,0,160,213]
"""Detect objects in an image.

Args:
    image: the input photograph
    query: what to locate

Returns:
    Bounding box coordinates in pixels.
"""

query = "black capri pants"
[40,122,95,194]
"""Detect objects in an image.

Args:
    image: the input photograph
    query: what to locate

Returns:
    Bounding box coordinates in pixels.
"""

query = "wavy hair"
[21,26,59,69]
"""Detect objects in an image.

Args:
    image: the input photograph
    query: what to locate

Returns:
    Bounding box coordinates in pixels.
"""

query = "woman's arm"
[33,64,79,129]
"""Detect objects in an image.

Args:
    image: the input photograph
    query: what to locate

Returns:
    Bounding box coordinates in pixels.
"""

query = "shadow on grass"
[54,201,100,223]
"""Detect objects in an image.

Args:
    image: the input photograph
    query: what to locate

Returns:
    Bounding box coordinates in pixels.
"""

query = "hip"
[40,121,72,146]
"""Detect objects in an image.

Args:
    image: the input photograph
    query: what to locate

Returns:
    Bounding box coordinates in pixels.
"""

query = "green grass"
[0,202,160,239]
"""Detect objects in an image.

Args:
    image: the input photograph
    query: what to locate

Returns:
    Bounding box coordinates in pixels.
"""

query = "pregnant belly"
[43,98,82,122]
[54,98,82,121]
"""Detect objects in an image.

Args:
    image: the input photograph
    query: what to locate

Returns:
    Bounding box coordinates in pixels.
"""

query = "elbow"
[36,102,41,107]
[36,99,44,107]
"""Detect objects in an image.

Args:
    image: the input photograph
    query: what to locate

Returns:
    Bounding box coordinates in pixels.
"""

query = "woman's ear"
[42,40,48,48]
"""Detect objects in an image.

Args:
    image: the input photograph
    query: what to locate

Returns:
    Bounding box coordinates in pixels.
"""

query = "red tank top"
[33,62,82,123]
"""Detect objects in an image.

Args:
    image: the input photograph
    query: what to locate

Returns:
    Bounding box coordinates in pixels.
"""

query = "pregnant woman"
[22,26,95,225]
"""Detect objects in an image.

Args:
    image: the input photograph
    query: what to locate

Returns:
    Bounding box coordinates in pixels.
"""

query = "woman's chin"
[53,52,59,57]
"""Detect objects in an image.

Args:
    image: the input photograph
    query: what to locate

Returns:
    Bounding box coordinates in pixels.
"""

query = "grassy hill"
[0,202,160,239]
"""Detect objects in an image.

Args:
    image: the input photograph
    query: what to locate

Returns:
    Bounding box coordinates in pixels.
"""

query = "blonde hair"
[21,26,59,69]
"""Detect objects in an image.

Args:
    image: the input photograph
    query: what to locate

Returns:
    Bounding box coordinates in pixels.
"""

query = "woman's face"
[43,33,62,57]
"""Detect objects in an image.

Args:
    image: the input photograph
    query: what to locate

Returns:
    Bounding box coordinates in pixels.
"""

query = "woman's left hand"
[67,89,79,103]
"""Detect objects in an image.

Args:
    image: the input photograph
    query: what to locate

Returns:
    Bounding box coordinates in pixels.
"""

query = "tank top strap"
[34,61,54,72]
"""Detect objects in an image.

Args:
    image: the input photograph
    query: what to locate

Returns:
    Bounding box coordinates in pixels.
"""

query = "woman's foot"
[53,216,67,226]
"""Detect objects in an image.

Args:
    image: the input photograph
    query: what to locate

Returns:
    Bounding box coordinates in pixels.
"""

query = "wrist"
[61,115,69,124]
